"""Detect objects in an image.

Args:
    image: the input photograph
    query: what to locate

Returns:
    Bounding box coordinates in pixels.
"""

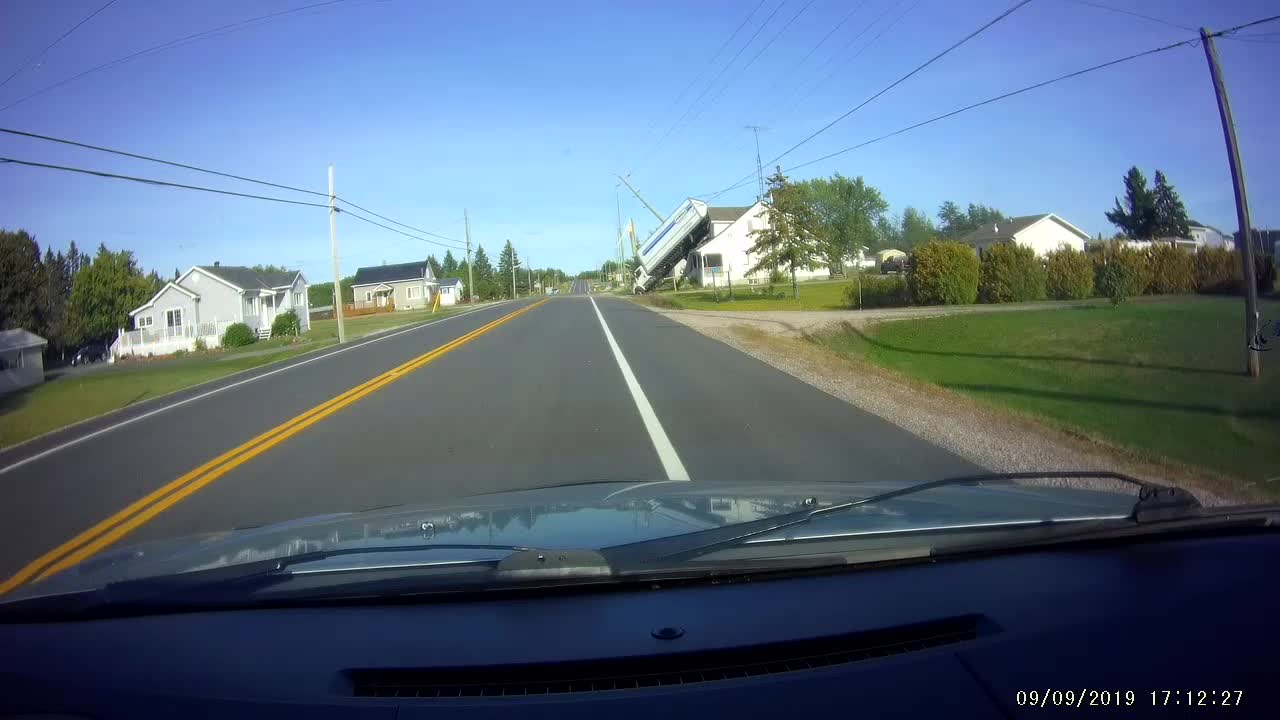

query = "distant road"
[0,295,975,589]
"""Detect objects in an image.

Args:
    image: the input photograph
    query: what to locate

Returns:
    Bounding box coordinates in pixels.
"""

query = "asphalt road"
[0,286,976,585]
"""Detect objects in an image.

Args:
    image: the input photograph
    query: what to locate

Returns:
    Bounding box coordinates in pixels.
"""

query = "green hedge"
[1045,246,1094,300]
[1194,247,1240,294]
[222,322,256,347]
[1146,244,1196,294]
[271,309,301,336]
[909,241,978,305]
[845,275,911,309]
[978,243,1045,303]
[1094,245,1151,305]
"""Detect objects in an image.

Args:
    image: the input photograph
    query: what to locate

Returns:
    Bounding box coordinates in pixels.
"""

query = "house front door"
[376,293,387,307]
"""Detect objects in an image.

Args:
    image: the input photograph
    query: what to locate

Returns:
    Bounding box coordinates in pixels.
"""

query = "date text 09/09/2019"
[1015,689,1244,708]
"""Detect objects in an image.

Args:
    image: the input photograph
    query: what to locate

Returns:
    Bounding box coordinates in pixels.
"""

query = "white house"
[0,328,47,395]
[350,260,438,310]
[1190,224,1232,249]
[117,264,310,357]
[437,277,465,306]
[683,203,828,287]
[958,213,1090,257]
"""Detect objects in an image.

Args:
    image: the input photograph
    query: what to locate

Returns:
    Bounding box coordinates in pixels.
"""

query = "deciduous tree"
[795,173,889,275]
[67,244,159,343]
[746,167,823,299]
[0,229,43,331]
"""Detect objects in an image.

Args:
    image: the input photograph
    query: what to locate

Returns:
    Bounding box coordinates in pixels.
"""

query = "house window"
[293,292,302,307]
[704,253,723,269]
[1,352,22,371]
[407,286,420,300]
[364,291,373,302]
[165,308,183,328]
[136,315,154,329]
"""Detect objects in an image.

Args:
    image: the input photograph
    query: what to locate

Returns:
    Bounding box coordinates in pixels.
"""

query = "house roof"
[0,328,47,352]
[959,214,1090,245]
[130,281,200,316]
[438,277,464,287]
[352,260,433,286]
[195,265,301,291]
[707,206,753,223]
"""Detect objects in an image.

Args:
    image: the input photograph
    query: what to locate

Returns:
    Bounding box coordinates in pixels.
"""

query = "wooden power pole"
[1201,27,1261,378]
[464,209,475,304]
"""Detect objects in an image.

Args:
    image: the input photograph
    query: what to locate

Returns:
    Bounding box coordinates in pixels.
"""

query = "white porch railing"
[115,320,235,357]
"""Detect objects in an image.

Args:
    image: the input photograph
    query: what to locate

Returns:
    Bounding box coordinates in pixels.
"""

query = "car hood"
[9,478,1136,599]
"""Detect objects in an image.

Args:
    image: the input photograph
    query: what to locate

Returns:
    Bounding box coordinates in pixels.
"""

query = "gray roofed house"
[351,260,439,311]
[437,276,466,306]
[196,265,300,290]
[958,213,1089,257]
[0,328,48,395]
[707,206,753,223]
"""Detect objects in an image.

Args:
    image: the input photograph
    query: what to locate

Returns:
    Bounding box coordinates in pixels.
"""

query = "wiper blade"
[604,472,1170,565]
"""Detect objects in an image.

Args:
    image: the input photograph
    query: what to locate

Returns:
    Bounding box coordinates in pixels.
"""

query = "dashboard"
[1,531,1275,719]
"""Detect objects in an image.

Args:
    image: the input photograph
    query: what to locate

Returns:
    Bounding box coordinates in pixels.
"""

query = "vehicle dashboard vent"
[349,615,981,698]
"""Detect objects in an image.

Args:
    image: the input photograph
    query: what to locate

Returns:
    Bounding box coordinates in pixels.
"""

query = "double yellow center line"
[0,300,547,595]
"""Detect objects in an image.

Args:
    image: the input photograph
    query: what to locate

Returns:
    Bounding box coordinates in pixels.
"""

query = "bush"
[909,241,979,305]
[1146,244,1196,294]
[845,275,911,309]
[769,268,788,285]
[192,337,208,352]
[1091,243,1150,304]
[222,322,256,347]
[271,309,301,337]
[978,243,1045,303]
[1195,247,1240,294]
[1045,246,1094,300]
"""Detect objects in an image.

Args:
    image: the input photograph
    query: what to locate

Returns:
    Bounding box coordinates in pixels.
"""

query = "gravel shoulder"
[638,300,1245,506]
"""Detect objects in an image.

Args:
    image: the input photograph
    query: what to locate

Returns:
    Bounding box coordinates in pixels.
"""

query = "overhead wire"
[708,0,1034,198]
[0,0,352,113]
[1061,0,1193,32]
[0,126,463,244]
[762,0,872,97]
[0,0,120,90]
[775,0,903,113]
[337,209,468,250]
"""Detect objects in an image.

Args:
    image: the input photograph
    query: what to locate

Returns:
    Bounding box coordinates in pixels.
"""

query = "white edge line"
[588,295,690,482]
[0,302,507,476]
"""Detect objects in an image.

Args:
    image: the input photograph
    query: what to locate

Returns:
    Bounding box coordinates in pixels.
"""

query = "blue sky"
[1,0,1277,279]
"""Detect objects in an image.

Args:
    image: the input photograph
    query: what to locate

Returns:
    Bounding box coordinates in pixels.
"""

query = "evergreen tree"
[442,250,458,275]
[497,240,519,299]
[1152,170,1190,241]
[1105,166,1159,240]
[426,254,442,278]
[0,229,44,331]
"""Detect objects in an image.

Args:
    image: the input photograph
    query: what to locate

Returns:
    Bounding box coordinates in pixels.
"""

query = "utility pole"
[1202,27,1261,377]
[527,256,533,296]
[614,173,664,222]
[510,242,518,300]
[745,125,767,202]
[464,209,475,305]
[328,164,346,344]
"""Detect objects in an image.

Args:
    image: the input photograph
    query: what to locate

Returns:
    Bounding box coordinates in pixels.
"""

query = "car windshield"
[0,1,1277,606]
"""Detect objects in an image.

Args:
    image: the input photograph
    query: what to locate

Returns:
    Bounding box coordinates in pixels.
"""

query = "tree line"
[308,242,568,307]
[0,229,167,359]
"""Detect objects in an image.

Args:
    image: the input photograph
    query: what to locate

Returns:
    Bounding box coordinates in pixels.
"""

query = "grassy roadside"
[810,297,1280,489]
[649,279,854,311]
[0,305,469,449]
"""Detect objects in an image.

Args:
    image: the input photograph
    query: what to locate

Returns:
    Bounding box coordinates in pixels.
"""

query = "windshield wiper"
[603,471,1189,565]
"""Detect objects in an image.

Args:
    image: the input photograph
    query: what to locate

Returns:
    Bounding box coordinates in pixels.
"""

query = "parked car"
[71,342,108,366]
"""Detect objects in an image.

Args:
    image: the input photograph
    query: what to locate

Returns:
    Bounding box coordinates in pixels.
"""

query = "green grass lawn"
[813,297,1280,488]
[0,305,470,448]
[657,279,851,311]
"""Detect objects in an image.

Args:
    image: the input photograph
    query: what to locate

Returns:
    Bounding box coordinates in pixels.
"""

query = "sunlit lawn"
[813,297,1280,488]
[0,305,468,448]
[657,279,851,311]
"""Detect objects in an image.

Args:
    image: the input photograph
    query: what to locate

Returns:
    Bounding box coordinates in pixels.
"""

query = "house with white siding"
[683,203,828,287]
[437,277,465,306]
[116,264,310,357]
[958,213,1090,257]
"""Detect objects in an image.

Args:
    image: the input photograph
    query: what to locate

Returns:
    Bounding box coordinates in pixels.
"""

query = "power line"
[784,38,1198,172]
[0,125,462,243]
[0,156,331,207]
[775,0,902,113]
[0,0,351,113]
[338,208,468,250]
[763,0,872,97]
[711,0,1034,197]
[336,200,464,245]
[0,0,119,90]
[1062,0,1193,32]
[638,0,792,170]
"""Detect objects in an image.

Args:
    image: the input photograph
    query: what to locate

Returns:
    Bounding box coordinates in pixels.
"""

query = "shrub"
[1045,246,1094,300]
[978,243,1045,303]
[1146,243,1196,294]
[222,322,256,347]
[769,268,788,285]
[1195,247,1240,294]
[845,275,911,309]
[192,337,208,352]
[1091,242,1150,304]
[909,241,979,305]
[271,309,301,337]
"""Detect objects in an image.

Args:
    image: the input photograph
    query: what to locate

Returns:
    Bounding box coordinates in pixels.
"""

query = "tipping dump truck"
[632,198,710,294]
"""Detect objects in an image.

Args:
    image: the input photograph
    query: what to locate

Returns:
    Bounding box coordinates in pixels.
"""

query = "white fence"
[114,320,235,358]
